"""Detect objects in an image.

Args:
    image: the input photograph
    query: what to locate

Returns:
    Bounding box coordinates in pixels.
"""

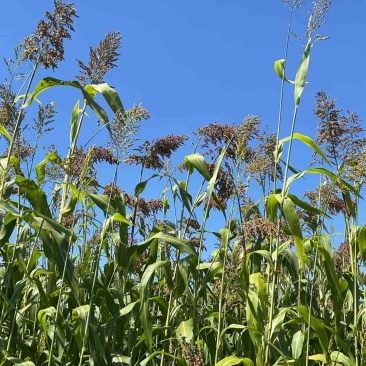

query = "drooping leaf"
[274,58,294,84]
[91,83,124,115]
[176,318,194,344]
[35,152,62,185]
[291,330,304,359]
[184,153,212,181]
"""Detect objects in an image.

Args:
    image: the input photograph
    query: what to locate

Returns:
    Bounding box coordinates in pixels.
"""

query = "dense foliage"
[1,1,366,365]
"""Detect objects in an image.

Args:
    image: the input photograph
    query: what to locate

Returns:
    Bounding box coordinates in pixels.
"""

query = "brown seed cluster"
[0,84,18,133]
[103,183,122,198]
[304,184,349,217]
[180,338,205,366]
[313,91,365,166]
[334,241,351,274]
[76,31,122,85]
[242,217,277,240]
[246,133,283,182]
[22,0,78,70]
[126,135,188,170]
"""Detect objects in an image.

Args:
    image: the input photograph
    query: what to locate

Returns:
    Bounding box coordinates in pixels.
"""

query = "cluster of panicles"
[304,183,350,217]
[76,31,122,85]
[246,132,283,182]
[182,217,201,231]
[126,135,188,170]
[196,116,261,163]
[197,122,236,158]
[306,0,332,41]
[103,183,164,218]
[242,216,277,241]
[313,91,365,166]
[179,338,205,366]
[334,241,350,274]
[0,84,19,134]
[68,146,118,180]
[22,0,78,70]
[109,104,150,158]
[103,183,122,199]
[208,162,235,200]
[92,146,119,165]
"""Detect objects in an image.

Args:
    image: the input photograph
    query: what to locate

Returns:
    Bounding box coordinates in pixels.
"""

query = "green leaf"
[280,196,305,271]
[176,318,194,344]
[294,38,311,106]
[274,58,294,84]
[215,356,254,366]
[120,300,140,317]
[291,330,304,359]
[112,213,131,225]
[295,305,329,357]
[72,305,90,351]
[184,153,212,181]
[279,133,330,165]
[90,83,124,114]
[135,180,148,196]
[357,225,366,262]
[220,324,247,338]
[15,175,52,217]
[153,231,197,257]
[70,99,80,144]
[24,77,110,131]
[306,167,362,198]
[88,193,115,215]
[0,124,12,141]
[330,351,354,366]
[35,152,62,185]
[139,260,169,349]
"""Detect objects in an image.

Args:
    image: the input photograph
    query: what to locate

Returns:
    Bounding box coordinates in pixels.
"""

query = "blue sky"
[1,1,366,244]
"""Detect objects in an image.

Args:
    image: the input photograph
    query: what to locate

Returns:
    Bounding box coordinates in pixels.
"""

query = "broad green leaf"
[152,231,197,257]
[70,99,80,144]
[357,225,366,262]
[330,351,354,366]
[184,153,212,181]
[280,196,305,271]
[35,152,62,185]
[91,83,124,114]
[215,356,254,366]
[306,167,361,198]
[139,260,169,349]
[208,146,227,195]
[135,180,148,196]
[294,38,311,106]
[220,324,247,338]
[112,212,131,225]
[72,305,90,350]
[274,58,294,84]
[120,300,140,317]
[295,305,329,357]
[88,193,115,215]
[24,77,110,130]
[176,318,194,344]
[0,124,12,141]
[279,133,330,165]
[15,175,52,217]
[291,330,304,359]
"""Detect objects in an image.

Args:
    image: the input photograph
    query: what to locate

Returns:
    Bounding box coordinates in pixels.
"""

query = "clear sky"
[2,1,365,142]
[1,1,366,241]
